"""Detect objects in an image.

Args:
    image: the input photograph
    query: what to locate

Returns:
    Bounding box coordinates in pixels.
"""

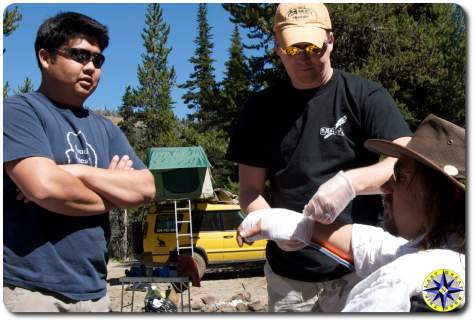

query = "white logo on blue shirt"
[65,131,98,167]
[320,115,348,139]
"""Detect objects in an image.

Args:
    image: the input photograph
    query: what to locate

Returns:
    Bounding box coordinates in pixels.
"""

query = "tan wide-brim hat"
[274,3,332,48]
[364,114,465,190]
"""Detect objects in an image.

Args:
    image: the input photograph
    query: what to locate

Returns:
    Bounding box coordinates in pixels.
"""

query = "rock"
[235,303,248,312]
[191,300,202,310]
[201,304,217,312]
[230,292,252,302]
[219,304,236,312]
[248,300,266,312]
[201,295,217,305]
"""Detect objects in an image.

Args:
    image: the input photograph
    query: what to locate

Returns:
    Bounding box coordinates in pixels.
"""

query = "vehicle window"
[155,213,183,233]
[192,211,222,232]
[222,210,244,231]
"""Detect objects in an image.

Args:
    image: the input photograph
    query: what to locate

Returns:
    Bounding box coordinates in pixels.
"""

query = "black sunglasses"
[53,47,105,68]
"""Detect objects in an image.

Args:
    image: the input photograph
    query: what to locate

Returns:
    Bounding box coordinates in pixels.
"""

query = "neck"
[292,66,334,90]
[38,81,84,108]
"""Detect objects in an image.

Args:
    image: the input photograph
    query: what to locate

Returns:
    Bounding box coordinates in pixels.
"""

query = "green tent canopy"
[148,146,212,170]
[147,146,214,201]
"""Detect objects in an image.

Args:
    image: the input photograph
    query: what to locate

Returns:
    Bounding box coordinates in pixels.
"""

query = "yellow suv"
[137,201,267,278]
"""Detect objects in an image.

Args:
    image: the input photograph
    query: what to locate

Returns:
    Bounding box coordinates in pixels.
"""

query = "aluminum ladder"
[173,199,194,256]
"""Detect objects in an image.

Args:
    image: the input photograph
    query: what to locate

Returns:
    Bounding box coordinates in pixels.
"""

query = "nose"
[82,60,96,75]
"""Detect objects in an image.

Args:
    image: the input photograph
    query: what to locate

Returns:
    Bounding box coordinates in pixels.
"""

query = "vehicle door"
[192,210,224,263]
[221,210,267,261]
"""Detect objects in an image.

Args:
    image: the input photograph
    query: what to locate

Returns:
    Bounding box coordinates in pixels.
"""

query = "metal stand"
[119,276,191,312]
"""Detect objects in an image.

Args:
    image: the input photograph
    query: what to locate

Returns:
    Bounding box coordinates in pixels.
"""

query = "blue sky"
[2,3,253,119]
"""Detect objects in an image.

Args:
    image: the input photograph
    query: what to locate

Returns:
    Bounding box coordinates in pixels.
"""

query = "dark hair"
[416,161,465,253]
[34,12,109,69]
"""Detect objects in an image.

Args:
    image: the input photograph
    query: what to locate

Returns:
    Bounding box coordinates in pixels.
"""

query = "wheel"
[191,252,206,280]
[171,252,207,293]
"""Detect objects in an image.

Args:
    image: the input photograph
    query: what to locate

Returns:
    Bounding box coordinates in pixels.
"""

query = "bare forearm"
[38,180,112,216]
[61,165,155,208]
[6,159,111,216]
[345,157,397,195]
[311,222,354,262]
[345,136,411,195]
[238,164,270,214]
[239,190,270,214]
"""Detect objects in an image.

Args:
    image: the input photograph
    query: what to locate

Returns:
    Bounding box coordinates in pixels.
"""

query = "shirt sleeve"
[107,122,147,170]
[225,94,271,168]
[3,96,54,163]
[351,224,415,278]
[360,85,413,141]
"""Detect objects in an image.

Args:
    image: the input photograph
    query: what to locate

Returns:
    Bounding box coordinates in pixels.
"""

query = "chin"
[76,86,96,98]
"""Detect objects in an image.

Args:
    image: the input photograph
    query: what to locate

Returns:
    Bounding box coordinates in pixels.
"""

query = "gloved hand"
[238,208,314,250]
[303,171,356,224]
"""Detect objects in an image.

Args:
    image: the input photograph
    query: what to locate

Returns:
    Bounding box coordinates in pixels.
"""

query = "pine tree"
[179,3,217,127]
[220,24,250,135]
[3,82,10,98]
[223,3,281,91]
[4,6,22,94]
[15,77,34,94]
[139,4,178,149]
[118,86,140,148]
[328,3,465,127]
[119,4,179,161]
[3,6,22,38]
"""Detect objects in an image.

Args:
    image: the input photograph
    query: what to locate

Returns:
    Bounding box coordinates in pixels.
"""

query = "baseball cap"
[274,3,332,48]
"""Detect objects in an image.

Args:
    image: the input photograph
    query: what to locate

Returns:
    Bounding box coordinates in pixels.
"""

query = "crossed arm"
[5,155,155,216]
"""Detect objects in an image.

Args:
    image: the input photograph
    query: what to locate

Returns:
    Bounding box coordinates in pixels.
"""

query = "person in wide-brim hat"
[237,114,465,311]
[365,113,465,190]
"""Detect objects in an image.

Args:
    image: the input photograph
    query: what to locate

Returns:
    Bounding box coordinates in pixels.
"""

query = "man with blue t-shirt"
[226,3,412,312]
[3,12,155,312]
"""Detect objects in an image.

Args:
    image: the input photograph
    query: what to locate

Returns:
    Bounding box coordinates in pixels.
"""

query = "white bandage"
[240,208,314,245]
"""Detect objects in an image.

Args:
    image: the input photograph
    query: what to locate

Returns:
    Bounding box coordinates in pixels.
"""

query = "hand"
[237,208,314,250]
[16,188,30,203]
[109,155,134,170]
[303,171,355,224]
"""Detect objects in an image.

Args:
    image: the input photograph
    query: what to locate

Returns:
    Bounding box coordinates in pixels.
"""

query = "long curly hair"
[416,161,465,254]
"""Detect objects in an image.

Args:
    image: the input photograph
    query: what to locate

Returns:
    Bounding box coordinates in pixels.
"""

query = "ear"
[38,48,52,70]
[327,32,335,45]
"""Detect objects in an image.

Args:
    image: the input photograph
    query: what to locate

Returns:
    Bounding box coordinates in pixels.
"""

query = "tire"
[191,252,206,280]
[171,252,207,293]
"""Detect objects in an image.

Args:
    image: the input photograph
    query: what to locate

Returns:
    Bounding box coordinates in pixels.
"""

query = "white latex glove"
[239,208,314,249]
[303,171,356,224]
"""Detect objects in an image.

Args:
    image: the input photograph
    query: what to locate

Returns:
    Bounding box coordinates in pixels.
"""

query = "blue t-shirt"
[3,92,146,301]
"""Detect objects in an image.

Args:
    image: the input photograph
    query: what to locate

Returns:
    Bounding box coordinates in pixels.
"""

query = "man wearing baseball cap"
[226,3,413,312]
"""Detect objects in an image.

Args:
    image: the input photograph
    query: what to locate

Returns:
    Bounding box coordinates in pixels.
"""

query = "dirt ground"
[107,260,268,312]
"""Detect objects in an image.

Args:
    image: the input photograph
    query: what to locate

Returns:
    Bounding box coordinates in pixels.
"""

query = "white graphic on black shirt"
[65,131,98,166]
[320,115,348,139]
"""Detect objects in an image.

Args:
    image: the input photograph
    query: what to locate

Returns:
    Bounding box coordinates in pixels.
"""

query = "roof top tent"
[147,146,214,201]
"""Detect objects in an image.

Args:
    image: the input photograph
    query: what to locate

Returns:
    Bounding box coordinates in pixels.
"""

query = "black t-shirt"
[226,69,412,282]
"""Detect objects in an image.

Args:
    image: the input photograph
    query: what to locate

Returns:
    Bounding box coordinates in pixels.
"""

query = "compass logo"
[422,269,464,312]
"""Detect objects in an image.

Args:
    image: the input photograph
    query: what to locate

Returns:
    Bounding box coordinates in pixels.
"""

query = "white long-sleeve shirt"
[343,224,465,312]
